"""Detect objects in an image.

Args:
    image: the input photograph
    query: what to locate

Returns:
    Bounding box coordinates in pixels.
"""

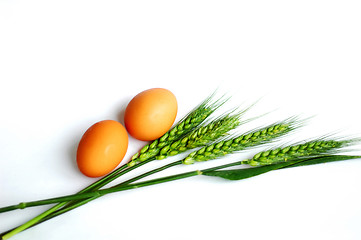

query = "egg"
[124,88,178,141]
[76,120,128,178]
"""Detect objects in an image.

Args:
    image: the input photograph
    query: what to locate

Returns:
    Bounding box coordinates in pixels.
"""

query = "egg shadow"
[117,108,126,126]
[117,98,130,126]
[65,121,91,177]
[68,133,82,176]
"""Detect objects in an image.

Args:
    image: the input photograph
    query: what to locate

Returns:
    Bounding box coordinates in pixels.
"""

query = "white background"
[1,1,361,240]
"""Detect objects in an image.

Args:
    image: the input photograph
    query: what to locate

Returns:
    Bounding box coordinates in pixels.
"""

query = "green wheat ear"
[155,110,247,160]
[182,117,303,164]
[243,137,360,166]
[128,92,229,166]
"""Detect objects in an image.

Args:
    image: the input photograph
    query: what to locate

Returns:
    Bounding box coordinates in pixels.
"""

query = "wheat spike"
[244,138,359,166]
[183,118,301,164]
[155,111,245,160]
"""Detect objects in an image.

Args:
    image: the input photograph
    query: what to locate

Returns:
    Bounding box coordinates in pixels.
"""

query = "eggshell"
[124,88,178,141]
[76,120,128,178]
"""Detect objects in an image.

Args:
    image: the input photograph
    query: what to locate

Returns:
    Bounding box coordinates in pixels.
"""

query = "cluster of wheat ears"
[0,93,360,239]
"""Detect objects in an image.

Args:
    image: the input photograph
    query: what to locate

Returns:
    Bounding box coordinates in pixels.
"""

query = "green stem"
[0,159,154,239]
[90,158,154,190]
[1,160,242,215]
[1,203,66,240]
[0,160,184,239]
[85,160,243,195]
[35,160,183,223]
[113,160,183,187]
[2,154,359,239]
[54,158,154,212]
[0,163,129,214]
[82,163,129,192]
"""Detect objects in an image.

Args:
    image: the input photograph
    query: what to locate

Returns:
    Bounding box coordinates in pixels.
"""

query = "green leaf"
[280,155,361,169]
[202,162,294,180]
[202,155,361,180]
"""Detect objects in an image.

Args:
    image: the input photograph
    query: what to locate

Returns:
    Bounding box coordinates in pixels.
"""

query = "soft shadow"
[66,121,91,176]
[68,133,81,175]
[117,98,130,126]
[117,107,126,126]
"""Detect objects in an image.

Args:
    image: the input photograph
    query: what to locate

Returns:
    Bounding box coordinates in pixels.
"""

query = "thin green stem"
[0,160,240,213]
[82,164,129,192]
[86,158,154,191]
[0,160,147,214]
[1,203,66,240]
[0,159,155,240]
[3,153,358,239]
[0,160,185,239]
[55,158,154,213]
[0,162,126,214]
[43,160,182,219]
[13,160,184,230]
